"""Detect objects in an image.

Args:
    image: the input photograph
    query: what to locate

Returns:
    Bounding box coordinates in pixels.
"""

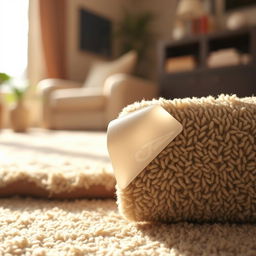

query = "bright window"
[0,0,29,79]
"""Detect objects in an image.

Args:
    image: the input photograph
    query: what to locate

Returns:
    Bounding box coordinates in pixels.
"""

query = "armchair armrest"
[38,79,83,128]
[104,74,157,123]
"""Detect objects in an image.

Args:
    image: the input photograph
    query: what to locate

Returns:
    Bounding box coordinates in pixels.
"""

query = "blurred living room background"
[0,0,256,132]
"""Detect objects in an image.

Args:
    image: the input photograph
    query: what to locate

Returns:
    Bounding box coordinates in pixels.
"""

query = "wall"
[135,0,177,41]
[66,0,128,82]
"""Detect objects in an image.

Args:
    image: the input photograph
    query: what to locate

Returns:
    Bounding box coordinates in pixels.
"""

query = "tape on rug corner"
[107,105,183,189]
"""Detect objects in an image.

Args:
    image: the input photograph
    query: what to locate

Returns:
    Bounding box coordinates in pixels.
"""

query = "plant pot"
[0,102,3,130]
[10,101,29,132]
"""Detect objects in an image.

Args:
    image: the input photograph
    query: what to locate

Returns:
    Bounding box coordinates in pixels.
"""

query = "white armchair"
[38,74,157,130]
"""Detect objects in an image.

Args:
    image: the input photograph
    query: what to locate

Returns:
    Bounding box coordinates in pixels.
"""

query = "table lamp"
[177,0,204,20]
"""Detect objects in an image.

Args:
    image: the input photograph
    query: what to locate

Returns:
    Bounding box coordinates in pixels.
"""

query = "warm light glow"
[0,0,29,78]
[177,0,204,19]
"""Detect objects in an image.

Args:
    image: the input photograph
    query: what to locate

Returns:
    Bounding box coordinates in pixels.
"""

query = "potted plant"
[0,73,11,129]
[115,10,154,77]
[9,85,29,132]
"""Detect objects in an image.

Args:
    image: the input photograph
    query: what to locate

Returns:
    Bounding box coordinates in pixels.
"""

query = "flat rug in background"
[0,130,115,199]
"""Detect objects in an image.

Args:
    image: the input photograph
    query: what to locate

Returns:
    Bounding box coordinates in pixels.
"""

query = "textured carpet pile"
[117,95,256,223]
[1,129,256,255]
[1,198,256,256]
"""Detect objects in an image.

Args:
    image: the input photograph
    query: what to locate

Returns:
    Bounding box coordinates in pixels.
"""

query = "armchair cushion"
[83,50,137,89]
[51,87,106,111]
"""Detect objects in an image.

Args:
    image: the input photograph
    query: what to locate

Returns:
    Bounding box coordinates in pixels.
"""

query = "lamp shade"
[177,0,204,19]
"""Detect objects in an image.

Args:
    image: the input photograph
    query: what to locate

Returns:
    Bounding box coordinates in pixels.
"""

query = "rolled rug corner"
[107,95,256,223]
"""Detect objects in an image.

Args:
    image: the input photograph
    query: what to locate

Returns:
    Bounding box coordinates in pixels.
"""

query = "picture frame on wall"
[79,8,112,57]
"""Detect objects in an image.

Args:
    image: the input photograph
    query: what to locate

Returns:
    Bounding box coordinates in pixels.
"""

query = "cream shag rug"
[1,129,256,255]
[1,197,256,255]
[0,129,115,198]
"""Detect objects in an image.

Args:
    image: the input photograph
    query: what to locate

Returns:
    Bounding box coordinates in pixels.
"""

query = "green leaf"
[0,73,11,85]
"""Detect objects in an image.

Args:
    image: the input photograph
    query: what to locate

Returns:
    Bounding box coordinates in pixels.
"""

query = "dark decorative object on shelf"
[158,26,256,99]
[79,9,112,57]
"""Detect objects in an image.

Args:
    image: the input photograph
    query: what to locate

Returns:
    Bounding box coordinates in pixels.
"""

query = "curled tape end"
[107,105,183,189]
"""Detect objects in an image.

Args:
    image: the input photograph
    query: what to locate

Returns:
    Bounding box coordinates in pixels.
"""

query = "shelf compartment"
[165,42,200,59]
[164,42,200,73]
[208,33,250,54]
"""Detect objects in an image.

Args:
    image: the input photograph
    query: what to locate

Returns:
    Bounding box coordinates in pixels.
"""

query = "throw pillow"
[83,50,137,89]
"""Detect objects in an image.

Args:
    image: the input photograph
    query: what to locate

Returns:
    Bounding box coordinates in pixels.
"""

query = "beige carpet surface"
[0,129,115,198]
[1,130,256,255]
[1,197,256,256]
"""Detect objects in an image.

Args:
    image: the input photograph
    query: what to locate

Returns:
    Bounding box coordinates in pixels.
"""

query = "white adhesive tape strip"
[107,105,183,189]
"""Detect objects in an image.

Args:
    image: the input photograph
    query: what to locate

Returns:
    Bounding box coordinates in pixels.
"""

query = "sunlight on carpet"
[0,129,115,197]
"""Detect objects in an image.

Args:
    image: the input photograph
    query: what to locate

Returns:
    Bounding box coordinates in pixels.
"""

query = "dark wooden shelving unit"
[158,26,256,99]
